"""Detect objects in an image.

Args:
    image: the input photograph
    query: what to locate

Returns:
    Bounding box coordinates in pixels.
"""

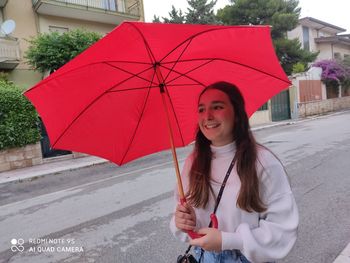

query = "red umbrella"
[24,22,290,237]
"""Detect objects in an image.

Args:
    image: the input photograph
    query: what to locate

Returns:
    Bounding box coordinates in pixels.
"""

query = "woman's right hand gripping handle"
[175,199,218,239]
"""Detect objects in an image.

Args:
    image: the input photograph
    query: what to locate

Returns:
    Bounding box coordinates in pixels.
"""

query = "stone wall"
[298,96,350,117]
[0,143,43,172]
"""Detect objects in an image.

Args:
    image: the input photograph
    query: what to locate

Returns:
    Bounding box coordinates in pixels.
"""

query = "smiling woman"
[170,82,299,263]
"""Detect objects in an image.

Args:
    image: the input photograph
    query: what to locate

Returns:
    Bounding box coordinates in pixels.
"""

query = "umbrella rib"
[163,38,193,83]
[163,58,291,85]
[106,85,158,93]
[159,25,273,65]
[26,61,152,92]
[126,22,157,65]
[163,85,187,147]
[51,66,155,148]
[164,83,203,87]
[104,62,153,84]
[159,27,234,64]
[119,70,157,165]
[161,60,214,86]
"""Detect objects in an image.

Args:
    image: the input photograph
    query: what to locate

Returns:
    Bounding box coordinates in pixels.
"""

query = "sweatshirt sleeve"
[169,154,193,243]
[221,150,299,263]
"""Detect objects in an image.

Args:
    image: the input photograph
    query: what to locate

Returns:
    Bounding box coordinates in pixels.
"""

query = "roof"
[314,34,350,46]
[299,17,346,35]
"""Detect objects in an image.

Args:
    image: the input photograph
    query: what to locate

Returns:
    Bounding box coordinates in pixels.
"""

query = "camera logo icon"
[10,238,24,252]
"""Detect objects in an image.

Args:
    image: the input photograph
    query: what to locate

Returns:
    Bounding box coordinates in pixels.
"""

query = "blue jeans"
[193,247,251,263]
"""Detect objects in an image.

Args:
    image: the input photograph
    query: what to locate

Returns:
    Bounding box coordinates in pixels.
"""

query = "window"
[302,26,310,51]
[334,52,341,60]
[103,0,117,11]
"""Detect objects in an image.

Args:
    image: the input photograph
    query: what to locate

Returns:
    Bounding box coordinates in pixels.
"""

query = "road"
[0,111,349,263]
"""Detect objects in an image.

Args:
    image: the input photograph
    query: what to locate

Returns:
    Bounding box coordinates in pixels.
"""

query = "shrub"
[292,62,306,74]
[25,28,102,73]
[0,80,41,150]
[313,59,349,86]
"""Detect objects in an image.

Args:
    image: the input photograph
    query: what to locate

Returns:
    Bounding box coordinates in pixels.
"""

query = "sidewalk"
[0,111,349,263]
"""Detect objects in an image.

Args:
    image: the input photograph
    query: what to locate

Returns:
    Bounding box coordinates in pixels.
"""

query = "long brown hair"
[187,82,266,213]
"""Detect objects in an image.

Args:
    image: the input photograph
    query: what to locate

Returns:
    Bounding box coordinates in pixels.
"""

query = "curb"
[333,243,350,263]
[0,156,108,185]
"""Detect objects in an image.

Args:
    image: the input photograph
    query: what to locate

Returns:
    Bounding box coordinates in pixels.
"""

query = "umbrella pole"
[159,86,186,202]
[154,63,186,202]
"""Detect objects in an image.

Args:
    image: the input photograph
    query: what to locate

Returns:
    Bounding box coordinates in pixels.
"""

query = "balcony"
[0,0,8,7]
[0,38,20,69]
[32,0,141,25]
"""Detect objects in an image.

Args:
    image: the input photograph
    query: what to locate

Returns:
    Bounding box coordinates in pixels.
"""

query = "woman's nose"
[204,109,214,120]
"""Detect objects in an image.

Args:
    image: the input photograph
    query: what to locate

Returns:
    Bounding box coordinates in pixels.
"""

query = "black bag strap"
[212,156,236,216]
[184,156,236,260]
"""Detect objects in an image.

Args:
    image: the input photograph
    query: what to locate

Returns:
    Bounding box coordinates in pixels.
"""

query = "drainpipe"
[331,43,334,59]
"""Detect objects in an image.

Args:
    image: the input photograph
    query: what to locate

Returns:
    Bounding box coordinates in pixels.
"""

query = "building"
[287,17,350,61]
[0,0,144,89]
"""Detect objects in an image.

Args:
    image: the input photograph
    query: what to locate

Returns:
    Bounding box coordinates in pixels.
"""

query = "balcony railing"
[0,38,20,69]
[32,0,141,17]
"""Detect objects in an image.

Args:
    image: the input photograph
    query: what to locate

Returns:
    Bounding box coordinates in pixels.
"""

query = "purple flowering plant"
[313,59,350,84]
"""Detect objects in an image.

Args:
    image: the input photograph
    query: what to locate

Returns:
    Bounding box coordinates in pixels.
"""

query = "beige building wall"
[287,26,301,41]
[2,0,144,89]
[38,15,116,34]
[249,108,271,126]
[315,43,350,60]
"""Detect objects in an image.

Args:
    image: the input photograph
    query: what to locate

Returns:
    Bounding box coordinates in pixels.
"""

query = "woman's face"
[198,89,235,146]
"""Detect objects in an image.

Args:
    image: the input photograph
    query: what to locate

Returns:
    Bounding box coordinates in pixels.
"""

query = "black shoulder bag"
[177,157,236,263]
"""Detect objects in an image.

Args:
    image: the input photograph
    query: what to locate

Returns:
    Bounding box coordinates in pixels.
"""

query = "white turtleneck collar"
[210,141,236,158]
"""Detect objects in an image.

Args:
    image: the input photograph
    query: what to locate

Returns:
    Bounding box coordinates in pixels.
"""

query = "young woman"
[170,82,299,263]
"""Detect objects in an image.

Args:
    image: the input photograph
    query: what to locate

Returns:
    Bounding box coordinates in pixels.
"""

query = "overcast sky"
[143,0,350,33]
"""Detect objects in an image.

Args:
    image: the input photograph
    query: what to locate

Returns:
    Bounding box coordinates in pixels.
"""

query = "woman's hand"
[189,228,222,252]
[175,202,196,232]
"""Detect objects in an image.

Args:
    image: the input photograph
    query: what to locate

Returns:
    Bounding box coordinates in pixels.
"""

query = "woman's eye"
[198,108,204,113]
[213,105,223,110]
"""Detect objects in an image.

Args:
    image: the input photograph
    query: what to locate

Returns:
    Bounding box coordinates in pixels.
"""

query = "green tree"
[274,38,318,75]
[153,0,218,24]
[217,0,318,74]
[25,29,102,74]
[155,5,186,23]
[186,0,218,24]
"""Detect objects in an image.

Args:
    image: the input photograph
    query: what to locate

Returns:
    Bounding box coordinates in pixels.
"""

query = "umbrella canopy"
[25,22,290,167]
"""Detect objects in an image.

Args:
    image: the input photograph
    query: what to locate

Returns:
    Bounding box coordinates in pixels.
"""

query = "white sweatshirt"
[170,142,299,263]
